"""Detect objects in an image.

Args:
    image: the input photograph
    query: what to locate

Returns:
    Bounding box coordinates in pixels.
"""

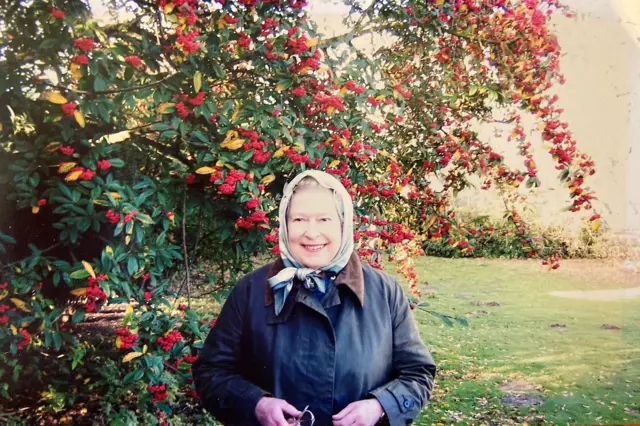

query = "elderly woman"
[193,170,436,426]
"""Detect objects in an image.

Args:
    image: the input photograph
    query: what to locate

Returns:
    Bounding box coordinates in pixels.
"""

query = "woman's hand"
[332,399,385,426]
[255,396,302,426]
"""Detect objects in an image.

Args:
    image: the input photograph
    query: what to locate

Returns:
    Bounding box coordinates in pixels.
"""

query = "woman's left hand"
[332,399,384,426]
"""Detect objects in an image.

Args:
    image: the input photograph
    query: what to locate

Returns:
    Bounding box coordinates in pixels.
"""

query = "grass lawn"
[405,257,640,425]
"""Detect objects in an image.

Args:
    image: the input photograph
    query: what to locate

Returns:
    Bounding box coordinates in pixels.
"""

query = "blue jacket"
[193,254,436,426]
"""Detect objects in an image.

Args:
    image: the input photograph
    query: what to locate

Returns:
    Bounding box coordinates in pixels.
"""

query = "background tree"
[0,0,597,423]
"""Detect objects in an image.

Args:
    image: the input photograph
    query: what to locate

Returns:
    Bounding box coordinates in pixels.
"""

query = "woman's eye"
[320,217,330,222]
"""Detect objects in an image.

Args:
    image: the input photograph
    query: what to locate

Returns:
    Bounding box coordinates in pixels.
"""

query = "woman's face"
[287,187,342,270]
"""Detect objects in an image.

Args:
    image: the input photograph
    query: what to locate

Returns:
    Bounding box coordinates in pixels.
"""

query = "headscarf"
[267,170,354,316]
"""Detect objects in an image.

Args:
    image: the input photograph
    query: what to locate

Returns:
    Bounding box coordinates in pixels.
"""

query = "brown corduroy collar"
[264,253,365,307]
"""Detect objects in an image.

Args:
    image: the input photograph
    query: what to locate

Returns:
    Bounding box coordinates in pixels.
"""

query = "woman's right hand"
[255,396,302,426]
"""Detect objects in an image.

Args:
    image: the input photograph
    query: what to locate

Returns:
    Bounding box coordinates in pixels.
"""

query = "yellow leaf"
[275,84,285,92]
[327,106,336,116]
[74,110,85,128]
[65,170,83,182]
[83,378,90,384]
[125,304,134,316]
[10,298,31,313]
[339,86,348,95]
[45,142,61,152]
[453,151,461,162]
[220,138,244,150]
[329,160,340,168]
[82,261,96,279]
[10,325,17,335]
[70,63,83,80]
[71,288,87,296]
[215,160,226,167]
[58,162,77,173]
[105,246,113,255]
[142,344,148,354]
[195,166,217,175]
[273,146,287,158]
[231,102,241,122]
[123,352,144,363]
[102,130,131,144]
[115,336,123,348]
[193,71,202,93]
[158,103,175,114]
[164,2,175,13]
[0,290,8,300]
[224,130,239,140]
[108,192,121,199]
[32,206,40,214]
[306,38,319,48]
[216,16,226,30]
[261,174,276,184]
[125,235,131,245]
[591,218,601,232]
[44,91,68,104]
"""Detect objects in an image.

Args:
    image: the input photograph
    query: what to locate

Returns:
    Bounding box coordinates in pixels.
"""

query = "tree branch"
[132,137,191,166]
[42,72,179,96]
[181,191,192,309]
[1,242,64,270]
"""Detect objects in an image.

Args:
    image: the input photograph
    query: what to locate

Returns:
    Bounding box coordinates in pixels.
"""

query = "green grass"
[404,257,640,425]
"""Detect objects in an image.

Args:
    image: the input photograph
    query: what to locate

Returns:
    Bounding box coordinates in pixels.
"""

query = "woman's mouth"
[303,244,326,252]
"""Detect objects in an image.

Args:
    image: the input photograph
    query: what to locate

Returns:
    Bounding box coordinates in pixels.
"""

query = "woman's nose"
[304,221,320,238]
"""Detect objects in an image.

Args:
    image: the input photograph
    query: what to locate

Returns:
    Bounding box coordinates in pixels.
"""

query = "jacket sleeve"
[193,282,270,425]
[368,279,437,426]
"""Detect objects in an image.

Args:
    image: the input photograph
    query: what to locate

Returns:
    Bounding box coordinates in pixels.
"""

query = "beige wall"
[309,0,640,238]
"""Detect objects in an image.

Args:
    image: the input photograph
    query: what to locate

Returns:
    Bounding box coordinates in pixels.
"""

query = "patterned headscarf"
[267,170,354,316]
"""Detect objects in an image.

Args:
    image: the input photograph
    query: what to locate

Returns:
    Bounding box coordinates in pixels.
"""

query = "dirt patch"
[501,394,544,407]
[499,380,545,408]
[550,323,567,329]
[624,408,640,417]
[601,323,622,331]
[467,310,492,318]
[471,301,501,307]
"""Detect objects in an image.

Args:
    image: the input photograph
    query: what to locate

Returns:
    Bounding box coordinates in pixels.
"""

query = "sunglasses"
[290,405,315,426]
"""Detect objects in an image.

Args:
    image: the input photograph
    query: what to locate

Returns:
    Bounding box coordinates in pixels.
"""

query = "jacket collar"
[264,252,365,307]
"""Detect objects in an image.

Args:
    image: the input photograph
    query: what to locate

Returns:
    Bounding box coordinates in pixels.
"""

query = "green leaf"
[151,123,171,131]
[127,257,139,276]
[109,159,125,168]
[136,213,153,225]
[191,131,209,144]
[53,332,63,350]
[94,75,107,92]
[70,270,91,280]
[123,368,145,384]
[114,221,124,236]
[72,310,85,323]
[0,232,16,245]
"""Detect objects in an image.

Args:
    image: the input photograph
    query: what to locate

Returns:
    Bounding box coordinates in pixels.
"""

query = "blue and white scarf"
[267,170,354,316]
